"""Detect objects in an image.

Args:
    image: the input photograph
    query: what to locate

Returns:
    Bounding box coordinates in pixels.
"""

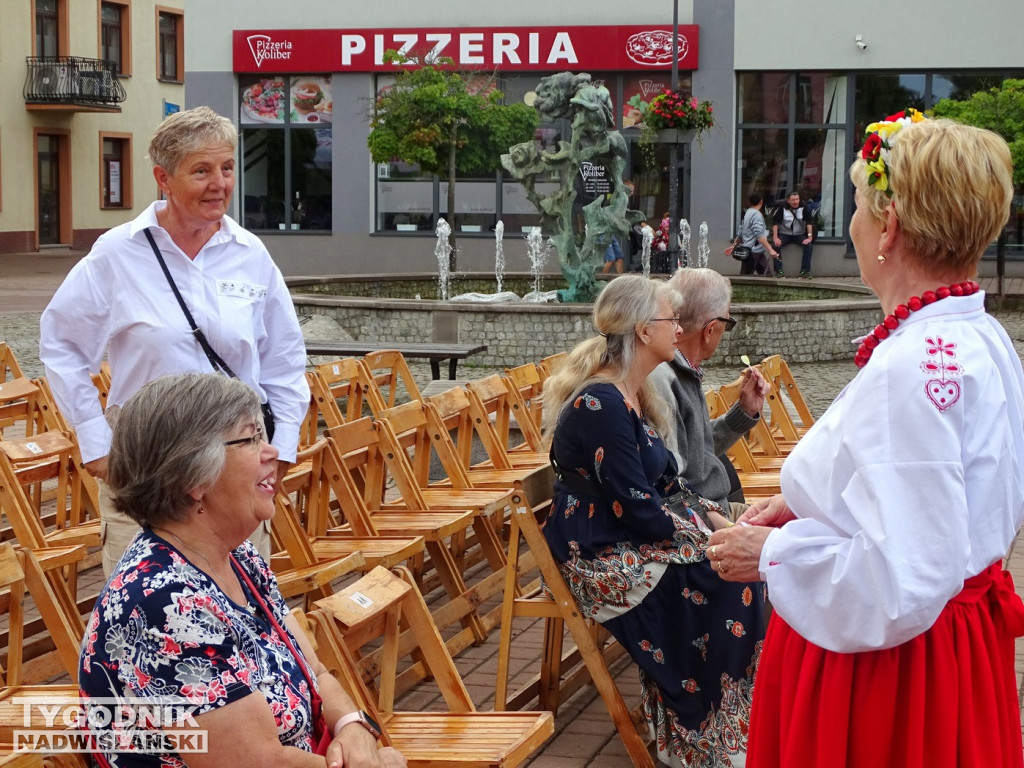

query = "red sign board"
[233,25,699,73]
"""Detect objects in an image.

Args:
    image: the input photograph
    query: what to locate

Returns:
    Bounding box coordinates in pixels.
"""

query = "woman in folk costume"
[708,112,1024,767]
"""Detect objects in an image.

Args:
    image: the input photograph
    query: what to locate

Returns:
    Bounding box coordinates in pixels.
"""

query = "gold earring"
[877,254,886,264]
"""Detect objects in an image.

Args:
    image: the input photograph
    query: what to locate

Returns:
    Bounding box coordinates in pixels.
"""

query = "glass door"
[37,134,61,245]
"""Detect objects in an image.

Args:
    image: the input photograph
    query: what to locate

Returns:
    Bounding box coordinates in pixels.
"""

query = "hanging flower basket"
[634,91,714,167]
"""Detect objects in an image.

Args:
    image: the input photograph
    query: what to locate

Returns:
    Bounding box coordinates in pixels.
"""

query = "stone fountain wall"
[289,277,882,367]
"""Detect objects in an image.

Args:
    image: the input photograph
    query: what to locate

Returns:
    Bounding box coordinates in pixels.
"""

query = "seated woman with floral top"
[79,373,405,768]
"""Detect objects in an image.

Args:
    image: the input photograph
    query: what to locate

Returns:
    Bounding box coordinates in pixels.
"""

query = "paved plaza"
[2,251,1024,764]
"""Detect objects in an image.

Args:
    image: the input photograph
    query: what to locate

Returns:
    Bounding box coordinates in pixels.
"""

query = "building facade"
[0,0,185,254]
[52,0,1024,277]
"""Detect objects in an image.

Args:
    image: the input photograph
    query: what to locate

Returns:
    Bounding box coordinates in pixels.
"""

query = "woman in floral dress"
[78,373,404,768]
[541,274,765,767]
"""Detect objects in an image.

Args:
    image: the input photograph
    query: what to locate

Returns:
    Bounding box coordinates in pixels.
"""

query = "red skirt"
[747,563,1024,768]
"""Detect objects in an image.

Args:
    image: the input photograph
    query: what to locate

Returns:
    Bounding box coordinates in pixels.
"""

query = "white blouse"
[40,201,309,463]
[762,291,1024,652]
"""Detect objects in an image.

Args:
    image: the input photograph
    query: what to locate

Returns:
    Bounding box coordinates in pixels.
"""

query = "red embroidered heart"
[925,378,960,411]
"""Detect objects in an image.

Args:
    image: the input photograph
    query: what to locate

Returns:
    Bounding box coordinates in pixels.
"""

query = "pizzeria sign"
[233,25,699,73]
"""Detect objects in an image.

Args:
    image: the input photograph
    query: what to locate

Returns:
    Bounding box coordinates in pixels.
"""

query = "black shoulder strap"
[143,227,238,379]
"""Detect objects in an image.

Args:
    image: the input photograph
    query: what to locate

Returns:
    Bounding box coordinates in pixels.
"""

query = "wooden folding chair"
[310,357,385,426]
[504,363,545,435]
[307,565,554,767]
[494,492,654,767]
[756,355,810,446]
[0,544,86,766]
[362,350,424,411]
[429,385,547,475]
[708,385,786,471]
[266,492,370,609]
[382,399,552,512]
[0,378,47,439]
[538,352,567,381]
[88,361,112,413]
[703,391,781,502]
[0,345,25,384]
[323,419,503,651]
[759,355,815,434]
[0,430,102,608]
[465,375,545,458]
[272,437,426,604]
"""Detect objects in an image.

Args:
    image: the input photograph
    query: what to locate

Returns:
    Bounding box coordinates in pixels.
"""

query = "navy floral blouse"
[79,531,318,767]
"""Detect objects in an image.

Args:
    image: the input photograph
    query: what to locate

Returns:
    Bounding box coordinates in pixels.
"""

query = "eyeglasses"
[223,425,264,451]
[704,316,737,332]
[648,317,681,327]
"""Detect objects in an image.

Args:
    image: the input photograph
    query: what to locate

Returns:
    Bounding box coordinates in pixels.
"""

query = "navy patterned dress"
[544,383,764,767]
[79,531,318,767]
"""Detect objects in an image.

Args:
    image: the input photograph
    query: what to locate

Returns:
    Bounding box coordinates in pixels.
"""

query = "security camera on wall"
[855,35,868,50]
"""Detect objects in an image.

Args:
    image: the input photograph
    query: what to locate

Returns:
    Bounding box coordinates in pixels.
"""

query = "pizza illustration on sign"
[625,30,688,66]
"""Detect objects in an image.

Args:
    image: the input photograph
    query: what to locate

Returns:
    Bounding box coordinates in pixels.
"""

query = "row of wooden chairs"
[0,344,558,766]
[4,342,814,767]
[706,354,816,499]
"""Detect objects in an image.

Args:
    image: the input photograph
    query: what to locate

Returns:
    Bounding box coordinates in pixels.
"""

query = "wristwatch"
[333,709,383,740]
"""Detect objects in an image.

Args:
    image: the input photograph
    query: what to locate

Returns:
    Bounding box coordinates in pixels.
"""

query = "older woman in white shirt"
[40,106,308,574]
[708,115,1024,768]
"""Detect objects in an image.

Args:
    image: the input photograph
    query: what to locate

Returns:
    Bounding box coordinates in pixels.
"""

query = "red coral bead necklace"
[854,280,980,368]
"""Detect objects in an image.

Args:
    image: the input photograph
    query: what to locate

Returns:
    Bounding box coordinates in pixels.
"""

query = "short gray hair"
[107,373,261,528]
[148,106,237,175]
[668,268,732,333]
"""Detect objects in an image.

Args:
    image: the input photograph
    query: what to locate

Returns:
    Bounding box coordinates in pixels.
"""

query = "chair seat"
[32,545,87,572]
[45,520,102,548]
[0,685,81,742]
[310,535,425,568]
[274,551,366,599]
[383,489,512,517]
[381,711,554,767]
[364,510,477,541]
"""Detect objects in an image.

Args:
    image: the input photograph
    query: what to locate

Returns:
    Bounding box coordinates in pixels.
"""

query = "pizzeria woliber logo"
[625,30,688,66]
[246,34,293,68]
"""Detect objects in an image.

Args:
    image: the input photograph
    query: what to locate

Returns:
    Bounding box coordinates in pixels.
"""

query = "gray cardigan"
[649,351,760,510]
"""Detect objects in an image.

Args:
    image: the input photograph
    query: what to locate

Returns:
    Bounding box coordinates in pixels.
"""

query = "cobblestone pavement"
[4,261,1024,764]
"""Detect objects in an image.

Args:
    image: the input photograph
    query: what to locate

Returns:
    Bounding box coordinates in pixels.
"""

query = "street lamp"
[667,0,681,271]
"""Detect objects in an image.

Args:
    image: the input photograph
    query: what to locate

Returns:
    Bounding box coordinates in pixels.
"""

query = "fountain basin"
[289,275,881,365]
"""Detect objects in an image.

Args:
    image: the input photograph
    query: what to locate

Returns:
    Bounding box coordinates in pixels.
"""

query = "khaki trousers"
[97,479,272,577]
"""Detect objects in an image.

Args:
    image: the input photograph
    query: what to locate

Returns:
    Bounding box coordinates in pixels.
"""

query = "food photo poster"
[240,75,332,124]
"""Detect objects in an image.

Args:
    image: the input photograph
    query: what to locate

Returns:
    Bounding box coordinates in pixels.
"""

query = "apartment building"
[0,0,185,254]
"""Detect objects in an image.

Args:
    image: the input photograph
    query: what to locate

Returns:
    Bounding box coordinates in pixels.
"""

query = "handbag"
[731,242,752,261]
[233,556,333,755]
[143,228,276,442]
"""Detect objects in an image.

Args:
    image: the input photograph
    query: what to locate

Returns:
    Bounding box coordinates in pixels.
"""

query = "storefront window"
[737,73,790,125]
[737,73,847,239]
[239,75,333,232]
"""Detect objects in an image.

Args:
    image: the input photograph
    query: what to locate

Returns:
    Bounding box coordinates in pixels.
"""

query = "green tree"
[367,52,538,268]
[932,79,1024,296]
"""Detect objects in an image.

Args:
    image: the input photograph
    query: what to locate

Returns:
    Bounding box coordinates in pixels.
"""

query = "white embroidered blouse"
[762,290,1024,652]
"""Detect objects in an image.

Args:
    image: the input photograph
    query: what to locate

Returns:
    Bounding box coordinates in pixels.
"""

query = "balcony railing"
[24,56,126,108]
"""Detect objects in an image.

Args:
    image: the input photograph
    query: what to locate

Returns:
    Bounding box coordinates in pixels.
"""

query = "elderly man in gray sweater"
[649,268,770,521]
